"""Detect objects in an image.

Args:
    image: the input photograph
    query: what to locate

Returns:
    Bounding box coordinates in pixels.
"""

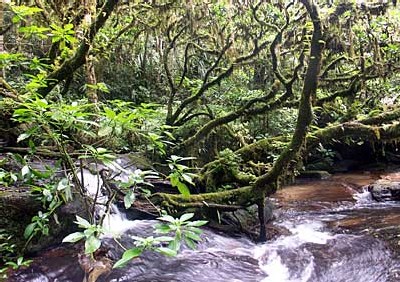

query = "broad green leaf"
[74,215,91,229]
[64,23,74,30]
[157,215,175,223]
[187,220,208,227]
[169,173,179,187]
[156,247,177,257]
[184,237,197,250]
[17,133,31,143]
[84,235,101,254]
[21,165,30,178]
[124,190,135,209]
[24,223,36,239]
[62,232,85,243]
[181,173,194,185]
[57,178,70,191]
[83,228,95,237]
[168,238,181,252]
[170,155,180,162]
[176,182,190,197]
[113,248,142,268]
[179,213,194,222]
[10,173,18,182]
[155,223,172,234]
[184,231,201,242]
[104,107,116,119]
[96,147,108,154]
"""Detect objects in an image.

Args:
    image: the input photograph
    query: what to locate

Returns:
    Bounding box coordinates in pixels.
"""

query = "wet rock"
[221,199,274,239]
[0,187,86,254]
[367,179,400,201]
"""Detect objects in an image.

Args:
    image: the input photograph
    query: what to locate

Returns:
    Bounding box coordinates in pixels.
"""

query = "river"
[8,168,400,282]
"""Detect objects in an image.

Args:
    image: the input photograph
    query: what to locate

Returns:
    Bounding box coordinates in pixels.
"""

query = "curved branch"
[0,78,21,101]
[320,55,348,78]
[253,0,323,193]
[315,76,361,106]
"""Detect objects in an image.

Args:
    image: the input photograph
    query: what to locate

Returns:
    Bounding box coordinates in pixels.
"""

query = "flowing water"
[8,169,400,282]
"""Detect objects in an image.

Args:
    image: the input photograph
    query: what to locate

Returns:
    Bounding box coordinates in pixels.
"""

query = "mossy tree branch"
[154,1,323,233]
[37,0,119,97]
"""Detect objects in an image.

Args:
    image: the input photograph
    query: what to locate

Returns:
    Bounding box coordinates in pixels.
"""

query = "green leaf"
[74,215,91,229]
[182,173,194,185]
[184,237,197,250]
[17,133,31,143]
[154,236,175,242]
[168,238,181,252]
[62,232,85,243]
[113,248,142,268]
[84,235,101,254]
[169,172,180,187]
[124,190,135,209]
[96,147,108,154]
[21,165,30,178]
[24,223,36,239]
[64,23,74,31]
[179,156,196,161]
[156,247,177,257]
[155,223,172,234]
[98,126,113,137]
[187,220,208,227]
[170,155,180,162]
[184,231,201,242]
[157,215,175,223]
[10,173,18,182]
[179,213,194,222]
[176,182,190,197]
[57,178,70,191]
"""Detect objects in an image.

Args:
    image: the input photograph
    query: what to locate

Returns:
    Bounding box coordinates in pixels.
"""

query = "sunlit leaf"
[179,213,194,222]
[62,232,85,243]
[156,247,177,257]
[84,235,101,254]
[113,248,142,268]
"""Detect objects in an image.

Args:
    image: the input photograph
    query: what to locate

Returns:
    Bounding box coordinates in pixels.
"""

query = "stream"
[8,168,400,282]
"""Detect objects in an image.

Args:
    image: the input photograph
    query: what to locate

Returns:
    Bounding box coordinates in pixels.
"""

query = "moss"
[127,152,153,170]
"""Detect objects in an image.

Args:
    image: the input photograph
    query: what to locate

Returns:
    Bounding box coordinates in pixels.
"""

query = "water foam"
[254,220,333,282]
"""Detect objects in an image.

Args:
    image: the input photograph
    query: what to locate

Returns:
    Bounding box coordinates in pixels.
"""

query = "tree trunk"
[86,54,98,104]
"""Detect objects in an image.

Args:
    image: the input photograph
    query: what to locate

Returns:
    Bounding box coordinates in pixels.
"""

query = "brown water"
[8,168,400,282]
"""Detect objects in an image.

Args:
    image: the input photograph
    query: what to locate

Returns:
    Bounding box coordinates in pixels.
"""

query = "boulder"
[0,187,86,254]
[220,199,275,239]
[367,179,400,201]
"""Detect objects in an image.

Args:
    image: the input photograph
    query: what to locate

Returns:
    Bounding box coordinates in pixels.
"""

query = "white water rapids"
[9,169,400,282]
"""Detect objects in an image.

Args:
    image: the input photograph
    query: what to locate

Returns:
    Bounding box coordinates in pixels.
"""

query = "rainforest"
[1,1,400,281]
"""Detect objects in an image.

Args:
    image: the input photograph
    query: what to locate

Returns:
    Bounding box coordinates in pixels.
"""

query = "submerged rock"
[367,179,400,201]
